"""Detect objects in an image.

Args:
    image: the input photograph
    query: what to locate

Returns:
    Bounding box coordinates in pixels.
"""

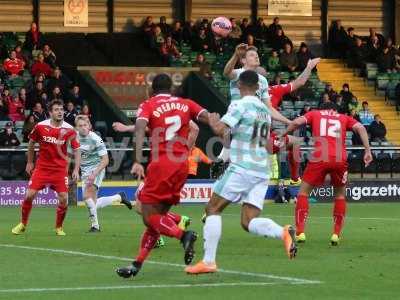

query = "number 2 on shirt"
[320,118,341,138]
[165,115,182,141]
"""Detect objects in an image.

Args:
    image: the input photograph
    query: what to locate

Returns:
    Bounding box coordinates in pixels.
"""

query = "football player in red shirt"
[12,99,80,236]
[283,102,372,245]
[116,74,214,278]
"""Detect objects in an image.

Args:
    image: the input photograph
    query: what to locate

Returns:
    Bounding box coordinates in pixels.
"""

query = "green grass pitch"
[0,203,399,300]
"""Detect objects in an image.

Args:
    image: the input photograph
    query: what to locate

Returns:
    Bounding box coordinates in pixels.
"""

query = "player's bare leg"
[295,181,315,243]
[241,203,297,259]
[55,192,68,236]
[331,186,347,246]
[12,189,38,234]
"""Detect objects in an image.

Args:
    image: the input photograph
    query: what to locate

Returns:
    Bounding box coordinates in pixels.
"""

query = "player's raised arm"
[223,43,247,80]
[266,101,292,125]
[290,58,320,90]
[281,115,308,137]
[352,123,373,167]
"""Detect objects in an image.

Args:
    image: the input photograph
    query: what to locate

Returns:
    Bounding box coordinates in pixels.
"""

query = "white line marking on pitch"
[223,214,400,222]
[0,281,316,294]
[0,244,322,285]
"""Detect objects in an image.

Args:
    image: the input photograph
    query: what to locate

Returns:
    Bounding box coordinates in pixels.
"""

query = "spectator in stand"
[359,101,374,127]
[246,34,258,48]
[270,28,292,52]
[32,102,48,123]
[3,50,25,77]
[51,86,63,100]
[335,95,347,114]
[192,53,212,80]
[0,97,9,120]
[348,37,368,69]
[319,92,331,107]
[22,114,36,142]
[395,82,400,112]
[142,16,155,39]
[325,83,338,102]
[192,27,211,52]
[386,38,398,57]
[2,88,12,103]
[150,26,165,50]
[47,67,70,95]
[377,46,397,73]
[369,114,387,142]
[158,16,171,36]
[81,104,94,124]
[229,18,242,42]
[349,108,361,122]
[0,121,20,147]
[6,94,24,122]
[252,18,268,41]
[297,42,315,71]
[240,18,251,40]
[366,35,381,63]
[70,85,84,108]
[24,22,44,53]
[0,34,8,61]
[345,27,358,54]
[268,17,283,39]
[271,74,282,86]
[160,36,181,65]
[19,88,27,105]
[339,83,354,106]
[64,101,78,126]
[26,81,46,110]
[42,44,57,68]
[328,20,347,58]
[182,20,195,43]
[171,21,183,45]
[280,43,298,72]
[348,96,360,112]
[15,43,28,66]
[368,28,385,49]
[31,53,51,77]
[267,50,281,72]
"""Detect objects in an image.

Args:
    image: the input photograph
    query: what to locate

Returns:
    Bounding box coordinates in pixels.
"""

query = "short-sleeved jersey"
[302,109,359,162]
[221,95,272,178]
[29,119,80,172]
[137,94,206,158]
[78,131,107,175]
[269,83,292,109]
[229,68,270,102]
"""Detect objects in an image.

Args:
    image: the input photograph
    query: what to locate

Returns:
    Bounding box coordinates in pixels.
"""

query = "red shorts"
[302,160,348,187]
[29,168,69,193]
[269,132,289,154]
[138,157,188,205]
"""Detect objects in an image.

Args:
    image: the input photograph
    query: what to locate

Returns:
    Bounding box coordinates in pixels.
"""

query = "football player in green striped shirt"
[186,70,297,275]
[76,115,132,232]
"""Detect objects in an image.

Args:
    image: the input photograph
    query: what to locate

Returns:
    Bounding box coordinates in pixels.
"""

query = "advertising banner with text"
[64,0,89,27]
[268,0,312,16]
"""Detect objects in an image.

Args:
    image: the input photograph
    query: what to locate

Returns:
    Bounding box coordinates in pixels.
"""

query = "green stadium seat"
[376,73,390,90]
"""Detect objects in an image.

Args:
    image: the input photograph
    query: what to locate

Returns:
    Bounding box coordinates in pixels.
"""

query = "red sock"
[166,212,182,224]
[333,197,346,236]
[288,145,300,181]
[21,199,33,226]
[295,194,309,235]
[55,203,68,228]
[136,227,160,263]
[147,214,184,240]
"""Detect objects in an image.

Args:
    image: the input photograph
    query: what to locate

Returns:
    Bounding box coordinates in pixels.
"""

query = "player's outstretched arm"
[281,116,306,137]
[112,122,135,133]
[291,58,320,91]
[188,120,200,149]
[265,99,291,125]
[26,139,36,176]
[223,43,247,80]
[352,123,373,166]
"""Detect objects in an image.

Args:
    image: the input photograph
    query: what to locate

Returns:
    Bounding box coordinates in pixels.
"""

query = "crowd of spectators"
[0,22,91,147]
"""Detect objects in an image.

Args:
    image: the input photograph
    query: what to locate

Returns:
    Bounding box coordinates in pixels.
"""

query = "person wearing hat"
[0,121,20,147]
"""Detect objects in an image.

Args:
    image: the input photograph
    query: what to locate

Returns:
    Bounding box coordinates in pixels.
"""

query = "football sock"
[166,212,182,224]
[21,199,33,226]
[217,147,230,162]
[333,197,346,236]
[96,194,121,209]
[55,203,68,228]
[147,214,184,239]
[85,198,99,229]
[295,194,309,235]
[203,215,222,264]
[248,218,284,239]
[136,227,160,263]
[288,146,300,181]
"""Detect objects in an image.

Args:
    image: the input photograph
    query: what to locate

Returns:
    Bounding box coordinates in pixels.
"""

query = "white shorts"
[213,165,268,210]
[82,169,105,196]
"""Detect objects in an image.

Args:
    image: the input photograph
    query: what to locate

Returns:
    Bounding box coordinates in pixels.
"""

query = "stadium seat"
[11,153,26,178]
[376,152,392,174]
[363,154,377,175]
[348,152,363,173]
[376,73,390,91]
[391,153,400,173]
[0,153,11,179]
